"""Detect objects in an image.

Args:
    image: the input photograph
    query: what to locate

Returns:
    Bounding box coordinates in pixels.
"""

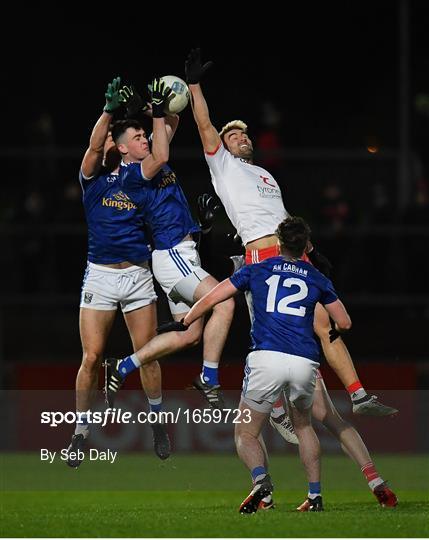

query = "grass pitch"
[1,453,428,537]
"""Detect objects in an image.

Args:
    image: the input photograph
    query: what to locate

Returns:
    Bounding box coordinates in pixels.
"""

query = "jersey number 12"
[265,275,308,317]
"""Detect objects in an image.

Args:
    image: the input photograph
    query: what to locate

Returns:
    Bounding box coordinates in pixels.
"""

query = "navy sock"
[117,354,139,378]
[202,361,219,385]
[308,481,321,499]
[251,466,267,483]
[148,397,162,413]
[75,412,89,437]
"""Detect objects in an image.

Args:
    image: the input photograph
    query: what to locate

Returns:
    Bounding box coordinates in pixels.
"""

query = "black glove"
[150,78,172,118]
[119,84,145,118]
[157,319,188,334]
[185,48,213,84]
[197,193,221,234]
[307,247,333,278]
[227,232,243,246]
[329,327,340,343]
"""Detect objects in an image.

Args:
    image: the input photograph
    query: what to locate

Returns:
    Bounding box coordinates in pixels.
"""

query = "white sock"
[130,353,141,368]
[254,473,266,483]
[271,405,285,418]
[369,477,384,491]
[351,387,368,401]
[202,360,218,369]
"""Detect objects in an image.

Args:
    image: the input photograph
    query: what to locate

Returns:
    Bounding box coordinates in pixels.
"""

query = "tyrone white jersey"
[205,143,288,245]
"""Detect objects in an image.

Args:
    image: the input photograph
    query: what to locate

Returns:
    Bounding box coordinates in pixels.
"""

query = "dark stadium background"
[1,1,428,455]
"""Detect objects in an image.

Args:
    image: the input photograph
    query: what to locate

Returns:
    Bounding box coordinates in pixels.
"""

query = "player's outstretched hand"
[197,193,221,234]
[150,78,173,118]
[157,319,188,334]
[119,84,144,118]
[104,77,122,114]
[307,245,333,278]
[185,48,213,84]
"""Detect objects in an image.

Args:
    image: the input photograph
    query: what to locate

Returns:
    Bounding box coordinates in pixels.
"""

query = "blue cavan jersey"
[79,168,151,264]
[119,162,200,250]
[230,256,338,361]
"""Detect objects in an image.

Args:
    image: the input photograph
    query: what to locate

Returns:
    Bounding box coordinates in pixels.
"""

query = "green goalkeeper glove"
[103,77,122,114]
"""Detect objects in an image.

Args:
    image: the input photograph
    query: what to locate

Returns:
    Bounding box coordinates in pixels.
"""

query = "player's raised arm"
[120,81,180,144]
[185,48,221,154]
[81,77,122,178]
[165,113,180,143]
[139,104,180,143]
[141,78,172,179]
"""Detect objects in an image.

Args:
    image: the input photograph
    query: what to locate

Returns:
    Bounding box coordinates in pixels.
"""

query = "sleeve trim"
[205,142,222,156]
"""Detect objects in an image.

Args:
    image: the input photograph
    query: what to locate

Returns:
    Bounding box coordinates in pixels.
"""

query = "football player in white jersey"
[185,48,396,417]
[185,48,398,509]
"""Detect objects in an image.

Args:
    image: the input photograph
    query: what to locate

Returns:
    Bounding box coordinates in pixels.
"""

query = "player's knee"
[234,429,245,449]
[235,422,252,442]
[81,351,102,372]
[311,404,326,423]
[235,431,255,454]
[186,334,202,348]
[178,325,202,348]
[234,428,240,447]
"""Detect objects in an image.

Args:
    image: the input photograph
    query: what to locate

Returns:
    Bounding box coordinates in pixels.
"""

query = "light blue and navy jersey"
[119,162,200,250]
[79,167,151,264]
[230,256,338,361]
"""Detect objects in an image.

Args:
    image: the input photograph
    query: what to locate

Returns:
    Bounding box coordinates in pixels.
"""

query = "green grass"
[1,453,428,537]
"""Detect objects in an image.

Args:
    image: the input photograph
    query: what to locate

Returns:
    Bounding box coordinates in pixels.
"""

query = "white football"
[160,75,190,115]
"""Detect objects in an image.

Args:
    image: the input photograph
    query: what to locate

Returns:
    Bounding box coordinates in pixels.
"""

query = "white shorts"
[152,240,210,315]
[80,262,157,313]
[241,350,320,413]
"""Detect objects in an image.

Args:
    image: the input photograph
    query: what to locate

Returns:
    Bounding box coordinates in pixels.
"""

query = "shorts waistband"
[153,236,196,253]
[245,247,311,265]
[87,261,149,274]
[245,245,280,264]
